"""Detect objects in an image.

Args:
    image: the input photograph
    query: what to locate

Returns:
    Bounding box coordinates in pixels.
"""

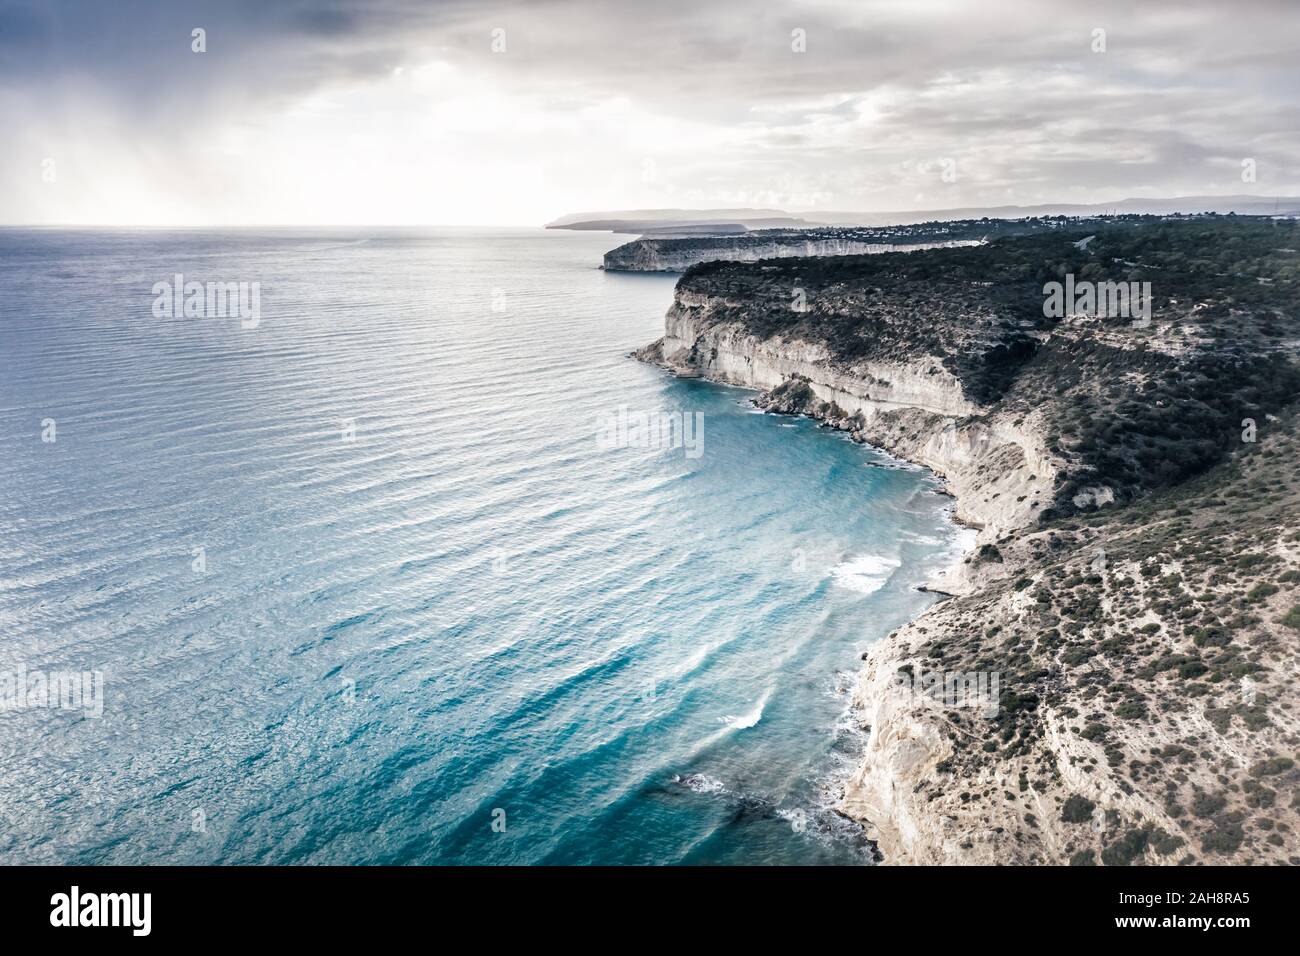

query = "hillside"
[636,216,1300,864]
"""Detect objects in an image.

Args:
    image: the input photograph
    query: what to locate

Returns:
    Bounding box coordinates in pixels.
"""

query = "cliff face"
[640,292,1054,554]
[605,237,980,272]
[603,213,1231,273]
[637,220,1300,865]
[841,425,1300,865]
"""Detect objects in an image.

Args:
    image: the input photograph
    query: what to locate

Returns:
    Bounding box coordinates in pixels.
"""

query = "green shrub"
[1061,794,1096,823]
[1101,827,1151,866]
[1116,699,1148,720]
[1250,757,1295,777]
[1191,792,1227,818]
[1200,818,1244,854]
[1151,829,1185,855]
[1081,722,1109,741]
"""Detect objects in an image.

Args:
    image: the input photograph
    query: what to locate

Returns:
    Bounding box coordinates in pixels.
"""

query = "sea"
[0,227,966,864]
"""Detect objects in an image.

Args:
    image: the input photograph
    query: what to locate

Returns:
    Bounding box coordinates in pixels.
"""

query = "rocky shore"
[636,217,1300,864]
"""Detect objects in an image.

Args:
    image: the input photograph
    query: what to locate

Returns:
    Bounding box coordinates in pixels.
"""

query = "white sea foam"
[829,553,900,594]
[675,772,727,794]
[950,526,978,555]
[726,687,772,730]
[678,644,711,674]
[904,532,944,546]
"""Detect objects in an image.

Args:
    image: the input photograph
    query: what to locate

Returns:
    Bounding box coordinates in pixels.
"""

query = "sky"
[2,0,1298,226]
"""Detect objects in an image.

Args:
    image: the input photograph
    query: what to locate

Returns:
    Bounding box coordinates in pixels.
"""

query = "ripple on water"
[0,227,962,865]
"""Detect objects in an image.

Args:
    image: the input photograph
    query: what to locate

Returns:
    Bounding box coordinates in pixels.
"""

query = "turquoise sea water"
[0,228,963,864]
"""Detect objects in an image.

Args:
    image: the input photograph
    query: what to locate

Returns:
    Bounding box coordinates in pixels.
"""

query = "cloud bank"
[3,0,1297,224]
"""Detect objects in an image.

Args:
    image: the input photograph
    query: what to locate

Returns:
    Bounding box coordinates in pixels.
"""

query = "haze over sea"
[0,228,965,864]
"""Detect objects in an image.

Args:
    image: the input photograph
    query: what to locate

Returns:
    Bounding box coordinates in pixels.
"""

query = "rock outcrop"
[605,236,981,272]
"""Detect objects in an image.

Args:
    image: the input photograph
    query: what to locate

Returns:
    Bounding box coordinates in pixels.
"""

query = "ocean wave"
[724,687,772,730]
[903,532,944,546]
[829,553,900,594]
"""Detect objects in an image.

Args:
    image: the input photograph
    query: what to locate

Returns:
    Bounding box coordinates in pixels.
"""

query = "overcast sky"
[3,0,1297,225]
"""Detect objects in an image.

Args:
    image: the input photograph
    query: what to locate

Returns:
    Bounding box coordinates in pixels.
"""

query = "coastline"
[632,336,1028,863]
[631,223,1300,865]
[632,318,1051,599]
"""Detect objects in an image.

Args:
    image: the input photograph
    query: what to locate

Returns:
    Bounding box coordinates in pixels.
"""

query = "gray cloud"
[3,0,1297,223]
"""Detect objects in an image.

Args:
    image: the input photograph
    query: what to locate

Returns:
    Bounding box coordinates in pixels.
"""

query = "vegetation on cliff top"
[677,216,1300,514]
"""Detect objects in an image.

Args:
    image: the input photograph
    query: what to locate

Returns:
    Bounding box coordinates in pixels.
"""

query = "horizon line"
[5,191,1298,231]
